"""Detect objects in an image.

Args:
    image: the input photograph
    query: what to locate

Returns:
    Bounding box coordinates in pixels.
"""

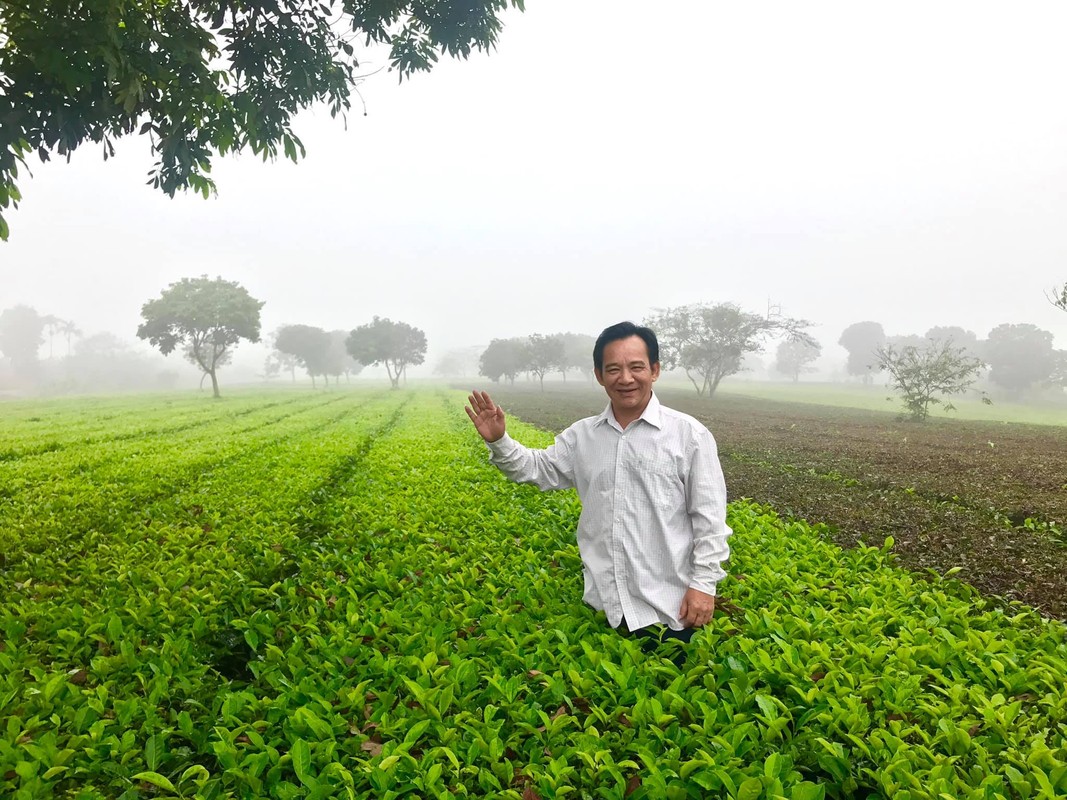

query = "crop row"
[1,389,1065,799]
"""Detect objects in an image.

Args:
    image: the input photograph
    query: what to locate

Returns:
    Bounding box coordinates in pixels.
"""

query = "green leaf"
[132,771,177,793]
[291,738,313,787]
[736,776,763,800]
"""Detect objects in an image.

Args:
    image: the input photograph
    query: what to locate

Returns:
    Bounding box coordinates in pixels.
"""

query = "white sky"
[2,0,1066,377]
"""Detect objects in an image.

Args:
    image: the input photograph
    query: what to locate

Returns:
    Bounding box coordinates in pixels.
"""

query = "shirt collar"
[596,391,663,431]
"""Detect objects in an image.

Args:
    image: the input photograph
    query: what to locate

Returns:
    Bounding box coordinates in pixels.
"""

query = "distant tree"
[41,314,63,359]
[137,275,263,398]
[559,332,596,381]
[525,333,565,390]
[1048,350,1067,389]
[59,319,82,357]
[887,334,927,350]
[925,326,980,354]
[983,323,1055,396]
[479,337,529,385]
[774,338,822,382]
[0,0,524,241]
[839,321,886,383]
[1047,282,1067,313]
[261,354,283,381]
[275,324,331,387]
[328,329,363,383]
[877,339,985,421]
[0,305,45,377]
[647,303,815,398]
[346,317,426,389]
[76,331,128,358]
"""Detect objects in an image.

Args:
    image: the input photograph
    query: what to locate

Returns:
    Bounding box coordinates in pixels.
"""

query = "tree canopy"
[876,339,985,421]
[838,321,886,382]
[0,0,523,240]
[478,337,528,385]
[0,304,43,376]
[984,323,1055,396]
[647,303,815,398]
[346,316,426,389]
[525,333,564,390]
[136,275,263,397]
[774,338,822,383]
[274,324,332,386]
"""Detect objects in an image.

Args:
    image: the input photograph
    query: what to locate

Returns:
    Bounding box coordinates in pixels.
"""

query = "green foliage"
[346,316,426,389]
[1048,282,1067,313]
[525,333,565,390]
[877,339,985,421]
[774,338,822,383]
[0,0,525,239]
[479,337,529,385]
[1,388,1065,798]
[274,324,332,386]
[648,303,816,398]
[136,275,264,397]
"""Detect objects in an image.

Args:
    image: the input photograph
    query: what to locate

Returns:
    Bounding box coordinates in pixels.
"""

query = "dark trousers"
[615,617,694,665]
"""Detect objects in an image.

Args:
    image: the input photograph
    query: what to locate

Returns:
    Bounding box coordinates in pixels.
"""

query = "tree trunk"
[209,369,221,398]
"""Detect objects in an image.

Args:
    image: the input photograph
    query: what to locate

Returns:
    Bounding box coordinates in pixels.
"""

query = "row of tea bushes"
[1,389,1064,798]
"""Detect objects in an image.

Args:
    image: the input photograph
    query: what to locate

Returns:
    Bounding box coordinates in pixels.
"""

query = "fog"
[2,0,1066,392]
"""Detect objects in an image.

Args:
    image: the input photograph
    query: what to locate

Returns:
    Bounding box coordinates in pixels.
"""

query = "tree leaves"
[0,0,525,239]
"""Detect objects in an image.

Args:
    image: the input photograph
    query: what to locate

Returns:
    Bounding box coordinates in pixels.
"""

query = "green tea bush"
[0,390,1063,799]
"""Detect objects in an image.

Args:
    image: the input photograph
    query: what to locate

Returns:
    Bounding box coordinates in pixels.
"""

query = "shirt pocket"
[628,455,682,507]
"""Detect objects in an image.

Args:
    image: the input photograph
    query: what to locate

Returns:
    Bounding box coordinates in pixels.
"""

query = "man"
[465,321,732,649]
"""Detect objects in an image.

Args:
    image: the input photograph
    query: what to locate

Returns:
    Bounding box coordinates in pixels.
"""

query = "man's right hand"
[465,390,507,443]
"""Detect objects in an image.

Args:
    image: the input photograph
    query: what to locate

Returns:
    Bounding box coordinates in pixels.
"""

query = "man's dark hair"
[593,321,660,371]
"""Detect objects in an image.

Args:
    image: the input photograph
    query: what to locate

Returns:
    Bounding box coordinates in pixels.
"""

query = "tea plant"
[1,389,1064,799]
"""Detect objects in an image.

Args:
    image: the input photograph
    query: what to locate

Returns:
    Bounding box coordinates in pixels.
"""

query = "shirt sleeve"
[685,428,733,595]
[485,429,576,492]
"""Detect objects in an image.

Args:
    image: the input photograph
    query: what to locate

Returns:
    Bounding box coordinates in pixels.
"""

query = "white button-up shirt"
[486,393,732,631]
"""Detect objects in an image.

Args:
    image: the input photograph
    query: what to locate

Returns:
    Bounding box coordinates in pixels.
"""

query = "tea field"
[1,389,1065,799]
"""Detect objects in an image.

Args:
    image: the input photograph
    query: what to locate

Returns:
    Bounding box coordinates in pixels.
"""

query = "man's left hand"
[679,588,715,628]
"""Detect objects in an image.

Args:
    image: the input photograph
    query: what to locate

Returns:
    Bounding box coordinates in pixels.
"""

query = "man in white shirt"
[465,321,732,649]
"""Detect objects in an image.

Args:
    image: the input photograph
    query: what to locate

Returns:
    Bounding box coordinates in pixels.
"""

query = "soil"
[474,383,1067,620]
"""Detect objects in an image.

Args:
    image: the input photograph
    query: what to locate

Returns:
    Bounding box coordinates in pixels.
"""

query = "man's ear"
[594,368,605,387]
[651,362,661,381]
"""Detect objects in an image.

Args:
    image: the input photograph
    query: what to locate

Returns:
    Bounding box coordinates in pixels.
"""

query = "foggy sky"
[2,0,1066,379]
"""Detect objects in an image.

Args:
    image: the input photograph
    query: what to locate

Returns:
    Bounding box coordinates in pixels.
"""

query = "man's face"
[595,335,660,418]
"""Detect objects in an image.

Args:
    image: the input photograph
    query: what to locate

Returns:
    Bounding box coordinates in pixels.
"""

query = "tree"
[346,317,426,389]
[137,275,263,398]
[41,314,62,359]
[876,339,985,421]
[59,319,82,357]
[838,321,886,382]
[275,324,331,387]
[184,341,232,390]
[525,333,565,390]
[478,337,529,385]
[0,0,524,240]
[647,303,815,398]
[0,304,44,377]
[774,338,822,382]
[925,326,980,353]
[327,329,363,383]
[559,332,596,381]
[983,323,1055,396]
[1048,282,1067,313]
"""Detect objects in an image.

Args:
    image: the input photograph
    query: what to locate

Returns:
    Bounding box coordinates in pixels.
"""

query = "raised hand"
[465,390,506,443]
